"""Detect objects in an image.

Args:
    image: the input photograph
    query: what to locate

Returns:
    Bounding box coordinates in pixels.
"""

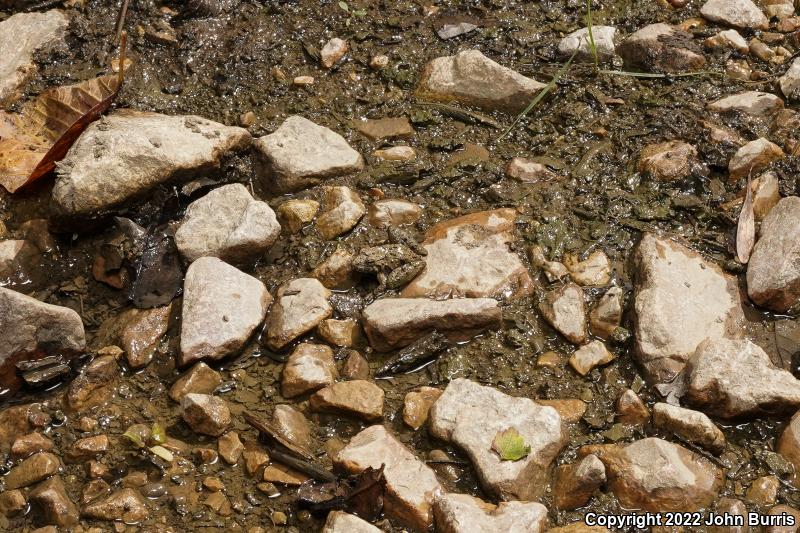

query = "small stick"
[117,31,127,87]
[115,0,131,44]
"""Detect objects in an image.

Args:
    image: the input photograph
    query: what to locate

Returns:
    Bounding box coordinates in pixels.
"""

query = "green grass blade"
[598,69,721,78]
[496,49,578,142]
[586,0,598,68]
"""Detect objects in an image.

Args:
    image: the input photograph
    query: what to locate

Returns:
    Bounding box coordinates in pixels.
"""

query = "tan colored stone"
[276,199,319,233]
[169,362,222,402]
[403,387,443,430]
[281,343,337,398]
[539,283,587,345]
[310,380,384,422]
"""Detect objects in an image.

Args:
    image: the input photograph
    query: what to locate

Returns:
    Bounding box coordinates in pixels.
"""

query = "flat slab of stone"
[700,0,769,30]
[362,297,501,351]
[0,10,69,105]
[334,425,442,531]
[633,234,745,383]
[707,91,784,116]
[581,438,722,512]
[0,287,85,395]
[433,493,548,533]
[179,257,271,366]
[252,115,364,194]
[264,278,332,351]
[429,379,566,501]
[401,209,534,300]
[415,50,546,113]
[684,338,800,419]
[53,110,251,217]
[175,184,280,263]
[309,380,384,421]
[747,197,800,312]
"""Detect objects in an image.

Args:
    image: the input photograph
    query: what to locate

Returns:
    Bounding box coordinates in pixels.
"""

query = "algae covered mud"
[1,0,800,531]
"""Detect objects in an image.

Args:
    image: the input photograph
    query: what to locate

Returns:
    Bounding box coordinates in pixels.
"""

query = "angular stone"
[504,158,558,183]
[309,380,384,421]
[685,338,800,418]
[341,350,370,380]
[749,171,782,221]
[0,10,69,106]
[272,404,314,451]
[0,239,39,279]
[401,209,534,300]
[253,116,364,194]
[65,355,118,412]
[778,411,800,487]
[81,488,149,522]
[180,257,271,366]
[373,146,416,163]
[539,283,587,345]
[403,387,443,430]
[700,0,769,30]
[322,511,381,533]
[217,432,243,465]
[637,141,706,182]
[653,403,725,453]
[711,498,749,533]
[780,58,800,101]
[616,389,650,425]
[415,50,546,113]
[334,425,443,531]
[581,438,722,512]
[11,432,53,462]
[6,452,60,490]
[175,184,280,263]
[0,489,26,517]
[29,476,78,527]
[53,111,251,217]
[590,286,623,339]
[317,318,360,347]
[633,233,745,383]
[708,91,784,116]
[0,287,85,395]
[169,362,222,402]
[181,393,231,437]
[320,38,348,69]
[434,493,548,533]
[281,343,338,398]
[746,475,780,507]
[747,197,800,312]
[367,199,422,228]
[618,24,706,73]
[564,250,611,287]
[265,278,332,350]
[311,247,355,289]
[558,26,617,62]
[362,297,501,351]
[537,399,587,423]
[276,199,319,233]
[66,435,109,462]
[729,138,784,181]
[100,304,171,369]
[705,29,750,53]
[429,379,566,501]
[316,186,366,240]
[263,463,308,485]
[553,454,606,510]
[569,340,615,376]
[353,117,413,141]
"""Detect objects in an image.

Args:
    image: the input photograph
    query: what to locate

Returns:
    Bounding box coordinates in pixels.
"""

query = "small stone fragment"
[746,475,780,507]
[539,283,587,344]
[700,0,769,30]
[564,250,611,287]
[181,393,231,437]
[316,186,366,240]
[281,343,338,398]
[354,117,413,141]
[728,138,784,181]
[618,24,706,73]
[67,435,109,462]
[369,55,389,69]
[553,454,607,510]
[265,278,332,350]
[276,199,320,233]
[558,26,617,62]
[367,199,422,228]
[317,319,360,347]
[5,452,61,490]
[29,476,79,527]
[217,432,244,465]
[403,387,443,430]
[637,141,706,182]
[780,57,800,101]
[320,38,348,69]
[169,362,223,402]
[708,91,784,117]
[652,403,726,453]
[569,340,615,376]
[0,489,26,517]
[11,432,53,458]
[504,157,558,183]
[372,146,416,162]
[263,463,309,485]
[272,404,314,451]
[311,247,355,289]
[66,355,119,412]
[309,380,384,421]
[322,510,382,532]
[705,29,750,53]
[616,389,650,425]
[81,488,149,522]
[589,287,623,339]
[433,493,548,533]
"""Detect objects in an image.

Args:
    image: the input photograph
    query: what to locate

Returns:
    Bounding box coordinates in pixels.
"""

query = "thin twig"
[586,0,598,68]
[115,0,131,44]
[598,69,722,78]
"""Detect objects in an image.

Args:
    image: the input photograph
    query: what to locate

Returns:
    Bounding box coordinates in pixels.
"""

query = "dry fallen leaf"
[491,427,531,461]
[736,174,755,264]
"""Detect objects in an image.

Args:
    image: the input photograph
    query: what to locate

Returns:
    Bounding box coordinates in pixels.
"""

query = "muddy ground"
[1,0,800,531]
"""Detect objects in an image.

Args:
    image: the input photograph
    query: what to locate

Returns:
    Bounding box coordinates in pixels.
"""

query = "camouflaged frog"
[353,243,425,290]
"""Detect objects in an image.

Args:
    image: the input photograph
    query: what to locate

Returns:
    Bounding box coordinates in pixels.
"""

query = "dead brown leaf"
[736,174,755,264]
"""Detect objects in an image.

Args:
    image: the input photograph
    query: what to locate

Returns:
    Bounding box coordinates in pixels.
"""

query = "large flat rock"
[252,115,363,194]
[334,425,442,531]
[433,493,548,533]
[52,110,251,217]
[362,297,501,351]
[401,209,534,300]
[0,287,85,395]
[416,50,546,113]
[633,233,745,383]
[747,197,800,312]
[179,257,271,366]
[428,379,566,501]
[0,10,69,105]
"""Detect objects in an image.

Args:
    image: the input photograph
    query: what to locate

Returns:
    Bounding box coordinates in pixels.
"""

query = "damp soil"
[1,0,800,531]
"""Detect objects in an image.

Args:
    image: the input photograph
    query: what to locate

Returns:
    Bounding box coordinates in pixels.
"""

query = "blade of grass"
[496,49,578,142]
[599,69,721,78]
[586,0,598,68]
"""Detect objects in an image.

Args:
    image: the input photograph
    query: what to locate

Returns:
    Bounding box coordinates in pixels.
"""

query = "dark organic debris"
[17,355,71,388]
[376,330,450,377]
[297,465,386,521]
[130,228,183,309]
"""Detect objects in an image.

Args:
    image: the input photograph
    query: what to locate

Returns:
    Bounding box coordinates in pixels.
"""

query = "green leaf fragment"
[151,422,167,444]
[353,9,367,16]
[338,1,349,12]
[122,429,144,448]
[491,427,531,461]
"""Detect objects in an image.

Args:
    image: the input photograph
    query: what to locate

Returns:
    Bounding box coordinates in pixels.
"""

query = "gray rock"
[52,110,251,217]
[652,403,726,453]
[433,493,548,533]
[590,286,624,339]
[708,91,784,117]
[633,234,745,383]
[362,297,501,351]
[316,186,366,240]
[401,209,534,300]
[780,58,800,101]
[569,340,615,376]
[322,511,381,533]
[0,239,39,280]
[181,393,231,437]
[334,425,443,531]
[728,138,784,181]
[367,199,422,228]
[281,343,338,398]
[179,257,271,366]
[0,10,69,105]
[264,278,332,351]
[700,0,769,30]
[618,24,706,73]
[0,287,85,395]
[252,116,364,194]
[175,184,280,263]
[538,283,587,345]
[415,50,546,113]
[685,338,800,419]
[558,26,617,62]
[747,197,800,312]
[429,379,566,501]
